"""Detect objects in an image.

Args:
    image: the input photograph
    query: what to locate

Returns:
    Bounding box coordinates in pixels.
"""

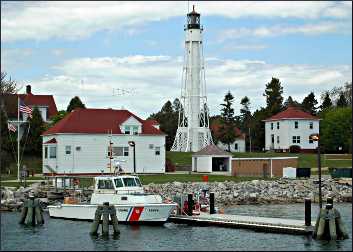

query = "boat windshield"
[114,178,124,188]
[122,177,137,187]
[135,178,142,187]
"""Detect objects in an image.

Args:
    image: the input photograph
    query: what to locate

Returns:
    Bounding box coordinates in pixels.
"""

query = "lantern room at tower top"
[186,5,201,30]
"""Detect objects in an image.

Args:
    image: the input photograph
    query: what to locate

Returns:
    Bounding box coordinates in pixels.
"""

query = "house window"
[132,126,139,135]
[271,134,274,144]
[49,146,57,158]
[110,147,129,156]
[76,146,81,151]
[277,136,280,144]
[149,144,154,149]
[234,143,238,150]
[277,122,280,129]
[309,137,313,144]
[294,121,298,129]
[155,147,160,155]
[271,123,273,130]
[124,126,130,134]
[292,136,300,144]
[65,146,71,154]
[44,146,48,159]
[123,147,129,156]
[309,122,313,129]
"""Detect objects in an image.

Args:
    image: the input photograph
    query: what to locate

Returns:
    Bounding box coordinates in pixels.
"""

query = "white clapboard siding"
[43,134,166,174]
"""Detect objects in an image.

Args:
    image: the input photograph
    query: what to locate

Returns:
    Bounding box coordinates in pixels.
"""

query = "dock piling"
[187,194,193,216]
[304,198,311,226]
[20,195,44,226]
[90,202,119,237]
[210,192,215,214]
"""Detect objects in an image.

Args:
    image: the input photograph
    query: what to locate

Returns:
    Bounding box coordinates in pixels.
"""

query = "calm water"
[1,203,352,251]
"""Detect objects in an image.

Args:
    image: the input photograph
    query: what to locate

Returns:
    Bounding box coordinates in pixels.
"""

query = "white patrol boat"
[48,175,177,224]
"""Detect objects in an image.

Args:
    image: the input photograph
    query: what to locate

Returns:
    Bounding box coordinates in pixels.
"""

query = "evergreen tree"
[336,92,348,107]
[301,92,318,115]
[249,107,270,151]
[219,91,237,152]
[320,92,333,112]
[284,96,300,108]
[49,110,68,127]
[263,77,284,114]
[21,107,46,156]
[0,109,14,173]
[66,96,86,112]
[239,96,251,151]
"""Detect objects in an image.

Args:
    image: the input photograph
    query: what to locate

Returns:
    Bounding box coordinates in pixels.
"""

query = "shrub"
[289,145,301,153]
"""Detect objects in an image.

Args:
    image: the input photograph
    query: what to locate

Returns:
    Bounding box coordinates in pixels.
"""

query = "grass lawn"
[167,151,352,168]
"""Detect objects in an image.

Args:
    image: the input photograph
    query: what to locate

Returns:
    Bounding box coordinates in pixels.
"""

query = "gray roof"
[193,144,232,156]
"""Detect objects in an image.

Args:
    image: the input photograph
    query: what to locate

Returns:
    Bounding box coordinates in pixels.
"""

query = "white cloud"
[1,1,351,42]
[22,55,352,118]
[219,22,351,41]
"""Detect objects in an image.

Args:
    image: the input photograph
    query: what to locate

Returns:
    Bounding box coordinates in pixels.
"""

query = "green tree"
[319,91,333,112]
[239,96,252,151]
[249,107,270,151]
[263,77,284,114]
[0,109,14,173]
[218,91,237,152]
[301,92,318,115]
[21,107,46,156]
[320,107,352,153]
[66,96,86,112]
[148,100,179,150]
[1,72,18,95]
[49,110,68,127]
[336,92,348,108]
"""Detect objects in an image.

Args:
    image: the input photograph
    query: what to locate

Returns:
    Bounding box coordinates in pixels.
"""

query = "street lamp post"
[128,141,136,174]
[310,133,322,209]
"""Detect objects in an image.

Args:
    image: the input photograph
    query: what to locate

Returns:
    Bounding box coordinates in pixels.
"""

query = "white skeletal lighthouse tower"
[171,6,213,152]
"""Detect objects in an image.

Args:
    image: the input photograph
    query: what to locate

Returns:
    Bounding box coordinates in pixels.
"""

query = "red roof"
[263,106,320,121]
[42,108,165,136]
[18,93,58,118]
[145,119,159,125]
[44,138,57,144]
[210,123,246,140]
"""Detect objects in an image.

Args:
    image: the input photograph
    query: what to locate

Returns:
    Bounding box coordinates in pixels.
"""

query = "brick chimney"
[26,85,32,94]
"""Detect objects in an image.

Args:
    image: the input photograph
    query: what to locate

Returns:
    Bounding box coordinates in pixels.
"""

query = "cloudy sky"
[1,1,352,118]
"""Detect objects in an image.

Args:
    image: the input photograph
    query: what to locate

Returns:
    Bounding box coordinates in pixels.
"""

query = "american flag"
[8,122,17,132]
[19,99,32,118]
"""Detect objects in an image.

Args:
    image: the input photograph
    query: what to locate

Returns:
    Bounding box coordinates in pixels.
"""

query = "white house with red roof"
[41,108,167,175]
[263,106,320,152]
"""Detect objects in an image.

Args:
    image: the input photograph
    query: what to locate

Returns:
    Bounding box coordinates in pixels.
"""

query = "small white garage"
[192,145,233,173]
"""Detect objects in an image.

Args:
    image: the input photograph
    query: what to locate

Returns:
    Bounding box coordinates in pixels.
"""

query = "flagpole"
[17,96,20,182]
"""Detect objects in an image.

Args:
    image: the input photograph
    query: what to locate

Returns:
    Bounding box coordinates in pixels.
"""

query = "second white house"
[42,108,166,175]
[263,106,320,152]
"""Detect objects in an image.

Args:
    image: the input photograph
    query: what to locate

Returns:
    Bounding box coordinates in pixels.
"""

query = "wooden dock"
[168,213,314,235]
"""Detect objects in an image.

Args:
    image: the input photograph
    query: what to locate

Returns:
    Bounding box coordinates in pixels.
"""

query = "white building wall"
[196,156,212,172]
[265,119,319,150]
[216,139,246,152]
[43,134,166,174]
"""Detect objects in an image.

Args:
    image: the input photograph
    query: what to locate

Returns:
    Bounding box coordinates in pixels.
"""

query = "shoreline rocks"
[143,178,352,207]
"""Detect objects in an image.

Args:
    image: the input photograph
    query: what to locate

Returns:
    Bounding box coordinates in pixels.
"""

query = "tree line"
[148,77,352,153]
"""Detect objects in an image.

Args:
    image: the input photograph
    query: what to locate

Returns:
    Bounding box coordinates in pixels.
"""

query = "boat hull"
[48,203,177,224]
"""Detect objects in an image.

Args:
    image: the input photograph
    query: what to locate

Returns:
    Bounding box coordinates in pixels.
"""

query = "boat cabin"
[94,175,144,194]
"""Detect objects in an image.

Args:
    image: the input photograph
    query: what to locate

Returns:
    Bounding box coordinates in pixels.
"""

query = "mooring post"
[19,201,28,224]
[34,198,44,225]
[109,205,120,235]
[305,198,311,226]
[24,195,35,226]
[210,192,215,214]
[90,206,102,235]
[102,202,110,236]
[187,194,193,216]
[327,197,333,206]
